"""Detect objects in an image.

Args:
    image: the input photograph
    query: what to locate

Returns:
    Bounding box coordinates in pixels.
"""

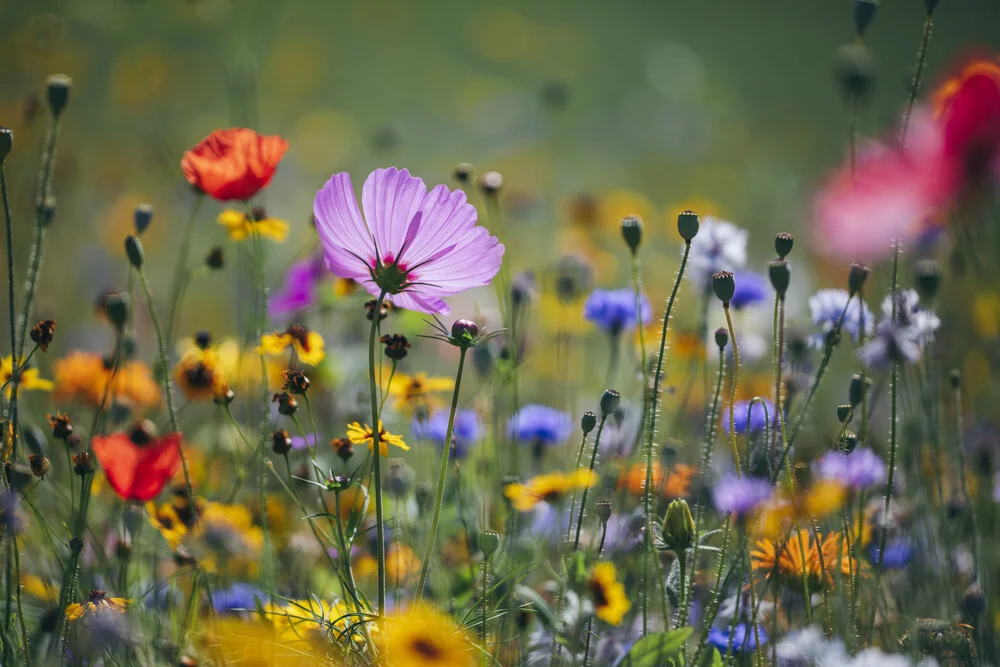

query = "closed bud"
[714,327,729,350]
[853,0,878,37]
[453,162,474,184]
[451,319,479,344]
[774,232,794,259]
[479,529,501,558]
[924,0,939,14]
[39,196,56,227]
[963,583,986,617]
[677,210,700,242]
[271,430,292,455]
[124,235,144,269]
[272,391,298,416]
[479,171,503,196]
[620,216,643,254]
[849,374,865,406]
[837,404,853,424]
[848,263,870,294]
[914,259,941,301]
[29,454,50,479]
[595,500,612,523]
[134,204,153,236]
[194,331,212,350]
[72,451,94,476]
[581,411,597,434]
[662,499,695,552]
[102,292,131,331]
[0,127,11,159]
[205,246,225,270]
[843,431,858,453]
[46,74,72,117]
[712,271,735,304]
[768,260,790,298]
[599,389,620,417]
[415,481,433,513]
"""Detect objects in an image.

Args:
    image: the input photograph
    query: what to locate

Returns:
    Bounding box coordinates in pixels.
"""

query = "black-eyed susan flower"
[504,469,597,512]
[587,562,631,626]
[388,372,454,412]
[346,421,409,457]
[382,603,476,667]
[217,206,289,242]
[751,529,855,591]
[257,324,325,366]
[146,501,187,550]
[65,589,131,622]
[1,355,53,397]
[173,347,228,402]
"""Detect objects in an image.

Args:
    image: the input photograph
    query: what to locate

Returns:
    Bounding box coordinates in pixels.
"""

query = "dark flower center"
[588,581,609,608]
[410,637,443,659]
[184,362,215,388]
[88,589,107,603]
[286,324,311,351]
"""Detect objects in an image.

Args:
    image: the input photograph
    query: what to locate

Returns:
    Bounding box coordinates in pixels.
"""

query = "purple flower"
[0,492,22,535]
[713,474,772,516]
[508,404,573,448]
[412,409,481,458]
[707,622,768,653]
[268,255,325,317]
[313,167,504,314]
[290,433,318,451]
[857,319,923,370]
[869,539,913,570]
[808,289,874,347]
[730,272,770,310]
[722,399,777,435]
[583,288,652,333]
[816,448,886,490]
[209,583,262,613]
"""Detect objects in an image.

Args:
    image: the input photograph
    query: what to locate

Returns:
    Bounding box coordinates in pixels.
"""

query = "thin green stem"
[573,414,608,551]
[723,305,742,476]
[368,290,388,616]
[166,196,203,344]
[692,515,732,666]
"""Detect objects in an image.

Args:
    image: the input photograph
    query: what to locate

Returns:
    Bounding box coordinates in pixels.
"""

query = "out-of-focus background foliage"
[1,0,998,390]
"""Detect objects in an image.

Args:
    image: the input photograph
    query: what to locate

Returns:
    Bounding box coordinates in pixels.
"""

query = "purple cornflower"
[713,474,773,516]
[412,409,481,458]
[583,288,652,333]
[730,272,770,310]
[707,622,768,654]
[508,404,573,448]
[722,399,777,435]
[209,583,262,613]
[816,448,886,490]
[268,255,325,317]
[808,289,874,347]
[313,167,504,314]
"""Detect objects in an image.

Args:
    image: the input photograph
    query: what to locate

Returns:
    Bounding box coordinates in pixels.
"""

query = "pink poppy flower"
[313,167,504,314]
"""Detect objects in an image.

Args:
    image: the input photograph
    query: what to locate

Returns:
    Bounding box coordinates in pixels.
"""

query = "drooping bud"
[581,411,597,435]
[124,235,144,269]
[712,271,735,304]
[677,210,699,242]
[662,499,695,552]
[768,260,790,298]
[714,327,729,350]
[30,319,55,352]
[479,530,501,558]
[134,204,153,236]
[46,74,72,117]
[621,216,643,254]
[774,232,794,259]
[914,259,941,302]
[29,454,50,479]
[848,263,870,295]
[599,389,621,417]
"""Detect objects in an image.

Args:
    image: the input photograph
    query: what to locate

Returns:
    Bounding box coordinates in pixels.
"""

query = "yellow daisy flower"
[20,573,58,603]
[382,603,476,667]
[587,562,630,626]
[751,529,855,591]
[346,421,409,457]
[217,207,289,242]
[504,469,597,512]
[388,372,454,412]
[172,347,229,402]
[146,501,187,550]
[65,589,131,622]
[1,355,53,397]
[257,324,326,366]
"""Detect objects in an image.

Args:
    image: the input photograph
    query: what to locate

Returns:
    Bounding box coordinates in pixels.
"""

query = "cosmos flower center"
[372,257,414,294]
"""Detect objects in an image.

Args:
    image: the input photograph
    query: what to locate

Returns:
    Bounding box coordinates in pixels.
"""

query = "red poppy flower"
[181,128,289,201]
[933,59,1000,191]
[92,430,183,501]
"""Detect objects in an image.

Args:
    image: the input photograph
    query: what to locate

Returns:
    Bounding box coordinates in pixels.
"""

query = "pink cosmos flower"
[313,167,504,314]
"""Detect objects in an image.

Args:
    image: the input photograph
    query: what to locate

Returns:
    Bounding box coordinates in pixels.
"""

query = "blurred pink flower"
[313,167,504,314]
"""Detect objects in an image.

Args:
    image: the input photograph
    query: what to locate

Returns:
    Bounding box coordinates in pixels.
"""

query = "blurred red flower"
[92,431,182,501]
[181,128,288,201]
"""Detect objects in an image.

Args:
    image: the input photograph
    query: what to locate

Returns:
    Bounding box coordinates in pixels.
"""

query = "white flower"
[808,289,874,347]
[685,217,748,289]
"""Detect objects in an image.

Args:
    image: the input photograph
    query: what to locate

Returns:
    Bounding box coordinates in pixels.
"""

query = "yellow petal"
[256,333,291,357]
[294,332,326,366]
[255,217,289,242]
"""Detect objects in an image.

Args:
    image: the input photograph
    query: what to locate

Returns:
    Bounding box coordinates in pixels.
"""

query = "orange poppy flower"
[181,128,289,201]
[92,427,183,501]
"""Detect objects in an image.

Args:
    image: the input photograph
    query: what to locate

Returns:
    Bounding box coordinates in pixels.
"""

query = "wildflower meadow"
[2,1,1000,665]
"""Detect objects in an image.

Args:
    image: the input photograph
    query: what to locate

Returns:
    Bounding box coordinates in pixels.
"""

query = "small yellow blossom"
[382,603,476,667]
[173,347,229,402]
[504,469,597,512]
[1,356,53,397]
[147,501,188,550]
[257,324,325,366]
[65,589,131,622]
[388,372,454,412]
[587,562,630,625]
[217,207,289,242]
[346,421,409,457]
[21,574,58,602]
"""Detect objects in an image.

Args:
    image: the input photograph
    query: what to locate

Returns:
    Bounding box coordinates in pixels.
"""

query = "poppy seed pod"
[595,500,612,523]
[774,232,794,259]
[453,162,474,184]
[46,74,72,117]
[768,260,791,298]
[712,271,735,304]
[581,411,597,434]
[621,216,643,254]
[677,210,700,242]
[599,389,621,417]
[124,235,144,269]
[834,44,875,104]
[848,263,870,294]
[134,204,153,236]
[714,327,729,350]
[479,530,501,558]
[853,0,878,38]
[0,127,11,159]
[662,499,695,552]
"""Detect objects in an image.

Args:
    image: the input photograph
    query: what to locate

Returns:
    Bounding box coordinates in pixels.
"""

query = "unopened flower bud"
[581,411,597,434]
[714,327,729,350]
[849,374,865,406]
[39,197,56,227]
[768,260,790,298]
[453,162,474,184]
[331,437,353,462]
[924,0,939,14]
[595,500,612,523]
[194,330,212,350]
[29,454,50,479]
[205,246,224,270]
[837,404,853,424]
[712,271,735,304]
[414,481,434,512]
[124,235,144,269]
[479,529,501,558]
[30,319,55,352]
[134,204,153,236]
[662,499,695,552]
[451,319,479,344]
[46,74,72,117]
[963,583,986,617]
[271,430,292,455]
[479,171,503,196]
[848,263,870,295]
[599,389,620,417]
[272,392,298,416]
[914,259,941,301]
[0,127,11,160]
[774,232,794,259]
[102,292,131,331]
[853,0,878,38]
[72,451,94,476]
[835,44,875,104]
[48,413,73,440]
[677,210,699,242]
[843,431,858,453]
[621,216,643,254]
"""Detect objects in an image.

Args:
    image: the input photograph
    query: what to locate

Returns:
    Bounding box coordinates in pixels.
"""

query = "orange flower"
[53,351,160,409]
[618,461,695,498]
[181,128,289,201]
[92,425,182,501]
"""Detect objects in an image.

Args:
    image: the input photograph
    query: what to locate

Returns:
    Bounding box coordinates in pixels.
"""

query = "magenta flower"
[268,255,325,317]
[313,167,504,314]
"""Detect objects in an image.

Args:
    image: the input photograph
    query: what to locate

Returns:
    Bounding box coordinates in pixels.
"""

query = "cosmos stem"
[368,289,389,616]
[415,346,468,603]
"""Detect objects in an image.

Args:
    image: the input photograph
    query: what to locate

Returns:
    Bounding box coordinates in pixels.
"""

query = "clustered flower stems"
[414,346,469,602]
[367,289,390,616]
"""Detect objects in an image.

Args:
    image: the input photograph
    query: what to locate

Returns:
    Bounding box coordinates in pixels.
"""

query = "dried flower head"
[30,320,55,352]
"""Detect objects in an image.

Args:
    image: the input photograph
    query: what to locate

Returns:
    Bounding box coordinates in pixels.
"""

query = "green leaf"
[620,627,693,667]
[697,647,723,667]
[515,585,563,634]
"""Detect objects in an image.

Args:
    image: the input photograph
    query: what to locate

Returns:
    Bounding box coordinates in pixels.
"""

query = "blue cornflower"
[0,492,22,535]
[722,399,777,435]
[857,319,923,371]
[713,474,773,516]
[730,272,770,310]
[583,288,652,334]
[816,448,886,491]
[869,540,914,570]
[412,409,482,458]
[209,583,262,613]
[808,289,874,347]
[686,217,748,289]
[707,622,768,654]
[508,404,573,448]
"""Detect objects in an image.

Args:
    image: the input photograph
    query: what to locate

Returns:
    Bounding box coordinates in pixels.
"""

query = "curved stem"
[723,305,742,476]
[367,290,388,616]
[415,346,468,602]
[573,414,608,551]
